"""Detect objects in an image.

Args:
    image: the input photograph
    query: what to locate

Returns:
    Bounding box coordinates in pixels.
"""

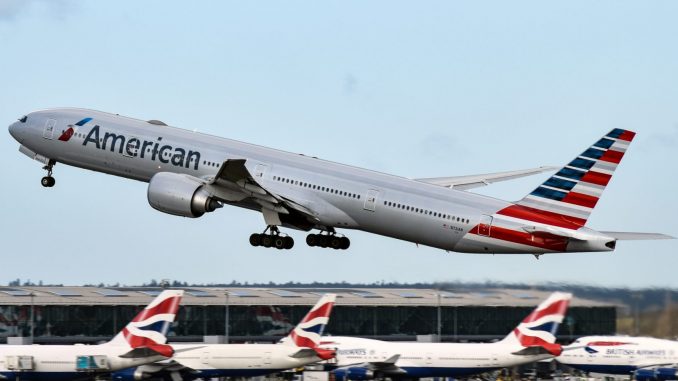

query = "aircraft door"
[254,163,270,180]
[264,351,272,365]
[122,137,140,157]
[201,351,210,365]
[363,189,380,212]
[478,215,493,236]
[425,352,433,365]
[42,119,56,139]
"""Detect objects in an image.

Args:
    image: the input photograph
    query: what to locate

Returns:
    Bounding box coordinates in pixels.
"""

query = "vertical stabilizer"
[500,129,635,229]
[107,290,183,358]
[501,292,572,355]
[281,293,336,348]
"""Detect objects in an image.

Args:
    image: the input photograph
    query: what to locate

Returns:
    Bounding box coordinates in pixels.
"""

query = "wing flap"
[415,166,556,190]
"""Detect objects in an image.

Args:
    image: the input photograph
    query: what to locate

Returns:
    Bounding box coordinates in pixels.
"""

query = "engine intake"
[147,172,221,218]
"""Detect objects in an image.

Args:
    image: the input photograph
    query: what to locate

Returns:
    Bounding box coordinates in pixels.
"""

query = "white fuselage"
[167,343,321,378]
[0,343,166,381]
[558,336,678,375]
[8,108,616,254]
[321,336,551,378]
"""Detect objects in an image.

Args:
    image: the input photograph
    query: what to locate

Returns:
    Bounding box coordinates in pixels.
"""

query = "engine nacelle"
[334,367,375,381]
[635,369,658,381]
[147,172,221,218]
[656,368,678,381]
[111,368,151,381]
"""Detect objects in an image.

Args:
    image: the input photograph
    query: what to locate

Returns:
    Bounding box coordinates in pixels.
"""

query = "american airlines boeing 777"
[7,108,672,254]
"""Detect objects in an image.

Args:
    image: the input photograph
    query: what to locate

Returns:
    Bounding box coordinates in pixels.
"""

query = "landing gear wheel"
[284,236,294,249]
[306,234,318,247]
[262,235,273,248]
[318,235,329,248]
[330,236,342,250]
[249,233,262,247]
[274,236,286,250]
[339,237,350,250]
[41,176,55,188]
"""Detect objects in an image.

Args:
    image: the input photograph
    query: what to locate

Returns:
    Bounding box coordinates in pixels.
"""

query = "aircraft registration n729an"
[8,108,673,254]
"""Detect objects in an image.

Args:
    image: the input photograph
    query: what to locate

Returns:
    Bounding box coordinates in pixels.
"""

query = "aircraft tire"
[262,235,273,248]
[318,235,329,248]
[306,234,318,247]
[330,236,342,250]
[41,176,55,187]
[249,233,262,247]
[340,237,350,250]
[284,236,294,249]
[274,236,286,250]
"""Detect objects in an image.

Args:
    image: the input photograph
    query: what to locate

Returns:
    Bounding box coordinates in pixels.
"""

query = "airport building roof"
[0,286,614,307]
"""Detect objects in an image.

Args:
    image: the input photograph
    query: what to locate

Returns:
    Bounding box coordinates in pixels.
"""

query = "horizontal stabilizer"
[415,166,557,190]
[600,231,675,240]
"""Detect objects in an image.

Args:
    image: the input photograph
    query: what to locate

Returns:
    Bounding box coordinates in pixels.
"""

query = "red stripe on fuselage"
[599,149,624,164]
[561,192,599,208]
[468,224,569,252]
[579,171,611,186]
[497,205,586,229]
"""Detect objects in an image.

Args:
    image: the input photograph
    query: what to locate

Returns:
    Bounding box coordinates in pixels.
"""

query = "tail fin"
[501,292,572,356]
[107,290,183,358]
[501,129,635,229]
[282,293,336,349]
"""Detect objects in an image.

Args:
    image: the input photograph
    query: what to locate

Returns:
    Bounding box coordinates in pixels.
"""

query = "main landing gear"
[249,226,294,250]
[41,160,56,188]
[306,230,350,250]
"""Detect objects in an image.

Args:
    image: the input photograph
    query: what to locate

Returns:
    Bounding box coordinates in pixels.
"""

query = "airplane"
[8,108,673,254]
[111,293,336,381]
[0,289,183,381]
[318,292,572,380]
[558,336,678,381]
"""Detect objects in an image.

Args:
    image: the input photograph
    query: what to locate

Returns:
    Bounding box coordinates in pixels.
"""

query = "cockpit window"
[19,116,27,123]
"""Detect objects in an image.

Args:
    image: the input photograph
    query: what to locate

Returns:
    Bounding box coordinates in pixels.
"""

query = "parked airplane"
[319,292,572,380]
[111,293,336,381]
[0,290,183,381]
[558,336,678,381]
[8,109,672,253]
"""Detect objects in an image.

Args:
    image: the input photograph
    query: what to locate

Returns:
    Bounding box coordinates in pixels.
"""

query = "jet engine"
[334,367,375,381]
[656,368,678,381]
[111,367,152,380]
[147,172,222,218]
[636,369,659,381]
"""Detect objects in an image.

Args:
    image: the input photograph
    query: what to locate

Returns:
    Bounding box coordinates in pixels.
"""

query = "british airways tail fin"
[107,290,183,358]
[501,129,635,229]
[501,292,572,356]
[280,293,336,357]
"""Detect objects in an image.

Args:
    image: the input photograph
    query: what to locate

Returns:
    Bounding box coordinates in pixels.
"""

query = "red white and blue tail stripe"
[283,294,336,349]
[503,292,571,356]
[108,290,183,358]
[505,129,635,228]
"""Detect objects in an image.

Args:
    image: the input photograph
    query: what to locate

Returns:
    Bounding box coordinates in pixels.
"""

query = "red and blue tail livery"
[503,292,572,355]
[285,294,336,349]
[109,290,183,358]
[510,129,635,228]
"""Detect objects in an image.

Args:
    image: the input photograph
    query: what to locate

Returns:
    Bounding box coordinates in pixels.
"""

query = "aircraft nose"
[8,121,20,141]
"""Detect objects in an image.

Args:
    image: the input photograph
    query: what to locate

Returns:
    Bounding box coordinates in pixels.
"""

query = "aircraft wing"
[336,354,407,375]
[205,159,319,225]
[414,166,557,190]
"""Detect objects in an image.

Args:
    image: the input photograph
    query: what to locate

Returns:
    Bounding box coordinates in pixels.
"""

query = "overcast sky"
[0,1,676,288]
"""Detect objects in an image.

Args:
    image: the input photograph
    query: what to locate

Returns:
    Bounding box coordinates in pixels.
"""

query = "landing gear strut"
[306,229,350,250]
[41,160,56,188]
[249,226,294,250]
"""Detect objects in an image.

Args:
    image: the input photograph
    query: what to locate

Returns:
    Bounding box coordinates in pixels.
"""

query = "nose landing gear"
[41,160,56,188]
[249,226,294,250]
